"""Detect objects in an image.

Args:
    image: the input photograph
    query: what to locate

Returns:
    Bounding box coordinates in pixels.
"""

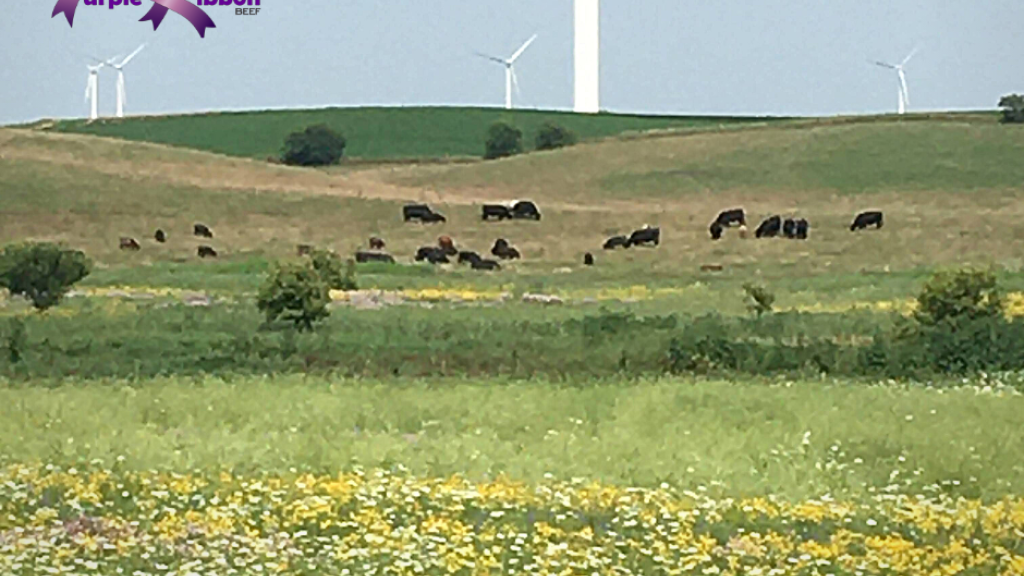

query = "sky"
[1,1,1022,125]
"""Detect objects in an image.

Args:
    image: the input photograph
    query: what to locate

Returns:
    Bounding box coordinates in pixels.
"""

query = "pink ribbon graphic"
[51,0,216,38]
[140,0,217,38]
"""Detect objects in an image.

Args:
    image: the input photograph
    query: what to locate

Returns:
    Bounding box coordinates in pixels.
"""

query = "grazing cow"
[603,235,629,250]
[355,251,396,264]
[755,215,782,238]
[511,201,542,221]
[471,259,501,271]
[403,204,446,223]
[297,244,314,256]
[626,226,660,247]
[795,219,809,240]
[154,229,167,243]
[369,237,386,250]
[715,208,746,227]
[700,264,725,272]
[458,251,482,264]
[438,236,457,256]
[194,223,213,238]
[709,222,724,241]
[197,245,218,258]
[783,218,797,239]
[491,239,521,260]
[422,211,447,224]
[119,237,141,251]
[482,204,513,221]
[851,211,884,231]
[415,246,450,264]
[584,253,595,266]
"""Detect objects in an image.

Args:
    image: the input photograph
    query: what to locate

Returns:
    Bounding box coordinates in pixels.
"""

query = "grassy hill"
[41,106,780,160]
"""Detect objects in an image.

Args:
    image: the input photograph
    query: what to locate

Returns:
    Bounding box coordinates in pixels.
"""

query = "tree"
[307,249,357,291]
[535,122,578,151]
[281,124,347,167]
[914,269,1003,326]
[0,242,91,311]
[484,121,523,160]
[256,261,331,331]
[742,283,775,318]
[999,94,1024,124]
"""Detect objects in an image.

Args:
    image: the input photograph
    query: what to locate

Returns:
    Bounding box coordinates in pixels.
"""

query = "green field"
[41,106,779,160]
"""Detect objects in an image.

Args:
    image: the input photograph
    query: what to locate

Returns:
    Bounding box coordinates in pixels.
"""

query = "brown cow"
[119,237,141,251]
[438,235,457,256]
[369,237,386,250]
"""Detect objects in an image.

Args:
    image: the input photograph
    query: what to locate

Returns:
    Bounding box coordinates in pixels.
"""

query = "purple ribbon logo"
[52,0,216,38]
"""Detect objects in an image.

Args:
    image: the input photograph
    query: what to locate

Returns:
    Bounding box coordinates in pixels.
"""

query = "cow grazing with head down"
[403,204,446,223]
[626,226,660,247]
[154,229,167,243]
[851,211,883,231]
[415,246,450,264]
[755,216,782,238]
[369,237,386,250]
[119,237,141,251]
[458,251,482,264]
[355,251,396,264]
[491,239,521,260]
[438,236,457,256]
[471,259,501,271]
[795,219,809,240]
[603,235,629,250]
[197,245,218,258]
[511,201,542,221]
[482,204,512,221]
[715,208,746,227]
[194,223,213,238]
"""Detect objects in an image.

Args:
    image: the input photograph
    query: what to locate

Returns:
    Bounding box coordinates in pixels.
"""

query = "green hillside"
[43,106,780,160]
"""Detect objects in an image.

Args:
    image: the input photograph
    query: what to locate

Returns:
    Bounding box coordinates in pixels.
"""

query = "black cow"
[422,212,446,224]
[795,219,809,240]
[492,239,521,260]
[415,246,450,264]
[355,251,396,264]
[197,245,218,258]
[471,259,501,271]
[603,235,629,250]
[755,215,782,238]
[783,218,797,239]
[715,208,746,227]
[851,211,884,231]
[583,253,595,266]
[482,204,512,221]
[626,227,660,247]
[154,229,167,243]
[194,223,213,238]
[511,201,542,221]
[709,221,724,241]
[403,204,446,223]
[458,251,482,264]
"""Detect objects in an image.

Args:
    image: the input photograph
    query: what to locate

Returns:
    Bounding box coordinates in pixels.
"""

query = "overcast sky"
[1,1,1022,125]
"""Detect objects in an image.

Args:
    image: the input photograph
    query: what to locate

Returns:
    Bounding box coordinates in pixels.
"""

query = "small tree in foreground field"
[281,124,347,167]
[257,261,331,331]
[484,121,523,160]
[999,94,1024,124]
[743,283,775,318]
[914,268,1003,326]
[0,242,91,311]
[535,122,578,151]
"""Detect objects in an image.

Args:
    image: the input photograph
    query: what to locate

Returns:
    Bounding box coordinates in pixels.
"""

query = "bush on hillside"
[307,249,357,291]
[999,94,1024,124]
[484,121,523,160]
[281,124,347,167]
[914,268,1003,326]
[257,261,331,331]
[534,122,578,151]
[743,283,775,318]
[0,242,91,311]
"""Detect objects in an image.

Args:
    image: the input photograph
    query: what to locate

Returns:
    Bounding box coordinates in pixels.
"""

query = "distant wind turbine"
[84,58,107,121]
[873,47,918,115]
[474,34,538,110]
[110,44,147,118]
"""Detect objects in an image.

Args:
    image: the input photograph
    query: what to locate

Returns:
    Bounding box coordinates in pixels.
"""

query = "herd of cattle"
[116,200,885,271]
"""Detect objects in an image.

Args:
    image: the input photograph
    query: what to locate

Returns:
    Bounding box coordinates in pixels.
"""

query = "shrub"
[535,122,578,151]
[484,121,523,160]
[0,242,91,311]
[914,269,1003,326]
[743,283,775,318]
[307,250,357,291]
[256,261,331,331]
[281,124,347,167]
[999,94,1024,124]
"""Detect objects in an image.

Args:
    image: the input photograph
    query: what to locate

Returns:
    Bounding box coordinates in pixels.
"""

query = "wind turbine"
[475,34,538,110]
[111,44,146,118]
[873,47,918,115]
[84,59,107,121]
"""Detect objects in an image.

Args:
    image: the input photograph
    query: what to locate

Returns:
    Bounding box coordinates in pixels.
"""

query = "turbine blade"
[508,33,538,63]
[511,66,522,100]
[901,46,919,66]
[119,43,146,67]
[899,70,910,107]
[873,61,896,69]
[473,51,506,65]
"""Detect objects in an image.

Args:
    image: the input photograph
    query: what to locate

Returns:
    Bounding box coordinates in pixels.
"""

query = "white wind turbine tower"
[111,44,146,118]
[574,0,600,114]
[84,60,106,121]
[873,47,918,115]
[475,34,538,110]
